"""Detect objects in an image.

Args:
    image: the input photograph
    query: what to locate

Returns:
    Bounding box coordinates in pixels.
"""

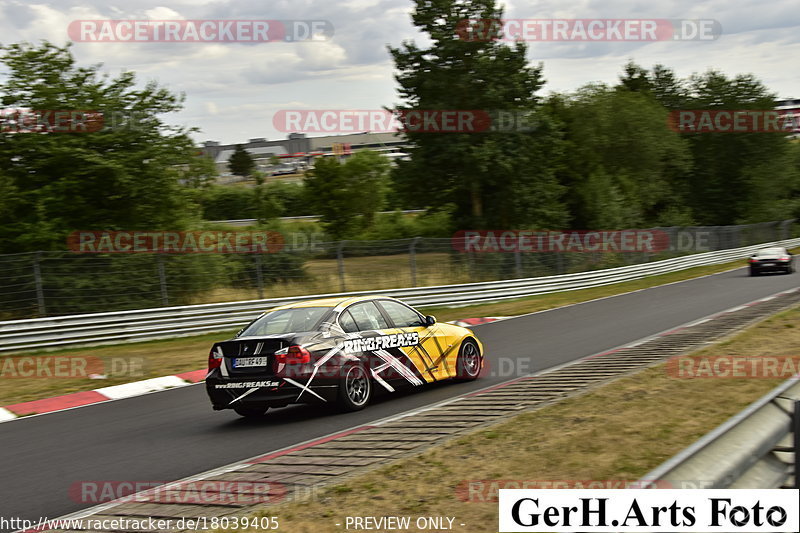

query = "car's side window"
[347,302,390,331]
[379,300,424,328]
[338,310,359,333]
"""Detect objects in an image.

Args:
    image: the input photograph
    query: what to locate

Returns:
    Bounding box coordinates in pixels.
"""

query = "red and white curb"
[447,316,508,327]
[0,319,506,424]
[0,369,206,422]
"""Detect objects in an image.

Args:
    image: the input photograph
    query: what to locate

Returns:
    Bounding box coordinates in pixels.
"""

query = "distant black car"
[748,247,794,276]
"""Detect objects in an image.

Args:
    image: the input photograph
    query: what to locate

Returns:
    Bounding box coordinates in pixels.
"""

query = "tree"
[179,153,218,188]
[228,144,255,177]
[545,84,692,228]
[304,151,390,238]
[0,41,197,253]
[388,0,567,229]
[680,70,799,224]
[617,60,651,93]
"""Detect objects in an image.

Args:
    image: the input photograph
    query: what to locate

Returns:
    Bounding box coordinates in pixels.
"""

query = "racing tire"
[749,267,759,277]
[233,405,269,418]
[454,339,482,381]
[337,363,372,412]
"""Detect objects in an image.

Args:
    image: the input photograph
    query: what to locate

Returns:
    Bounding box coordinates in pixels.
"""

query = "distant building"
[201,132,410,181]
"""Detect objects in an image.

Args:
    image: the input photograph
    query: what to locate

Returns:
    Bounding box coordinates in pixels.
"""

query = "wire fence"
[0,220,796,320]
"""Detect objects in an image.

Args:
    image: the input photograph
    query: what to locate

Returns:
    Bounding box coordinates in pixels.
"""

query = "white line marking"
[0,408,17,422]
[94,376,189,400]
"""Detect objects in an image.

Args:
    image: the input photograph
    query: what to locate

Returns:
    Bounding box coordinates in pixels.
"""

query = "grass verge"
[241,305,800,533]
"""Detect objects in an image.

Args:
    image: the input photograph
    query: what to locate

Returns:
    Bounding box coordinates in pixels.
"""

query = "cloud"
[0,0,796,143]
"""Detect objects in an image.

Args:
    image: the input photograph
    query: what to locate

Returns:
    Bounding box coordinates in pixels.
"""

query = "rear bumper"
[205,370,340,409]
[750,261,792,272]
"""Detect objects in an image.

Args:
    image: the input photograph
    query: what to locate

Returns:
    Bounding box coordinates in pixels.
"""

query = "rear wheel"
[337,363,372,411]
[233,405,269,418]
[455,339,482,381]
[749,267,759,277]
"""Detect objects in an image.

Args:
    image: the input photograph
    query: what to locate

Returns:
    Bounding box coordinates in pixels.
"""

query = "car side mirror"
[425,315,436,327]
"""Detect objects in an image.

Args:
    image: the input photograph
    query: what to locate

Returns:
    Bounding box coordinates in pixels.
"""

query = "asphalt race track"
[1,266,797,529]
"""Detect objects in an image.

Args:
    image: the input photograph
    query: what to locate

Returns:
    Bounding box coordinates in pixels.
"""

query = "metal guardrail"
[2,238,799,354]
[639,377,800,489]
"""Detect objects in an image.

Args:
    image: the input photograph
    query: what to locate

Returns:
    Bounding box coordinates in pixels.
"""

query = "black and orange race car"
[206,296,484,417]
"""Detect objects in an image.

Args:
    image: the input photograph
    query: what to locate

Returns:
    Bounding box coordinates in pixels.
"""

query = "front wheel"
[455,339,482,381]
[337,363,372,411]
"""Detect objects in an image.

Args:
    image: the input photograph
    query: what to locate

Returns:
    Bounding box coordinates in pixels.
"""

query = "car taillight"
[748,258,758,263]
[780,257,791,261]
[276,345,311,365]
[208,348,223,370]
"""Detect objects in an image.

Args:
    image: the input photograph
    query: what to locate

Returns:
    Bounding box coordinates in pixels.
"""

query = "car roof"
[268,295,398,312]
[755,247,788,255]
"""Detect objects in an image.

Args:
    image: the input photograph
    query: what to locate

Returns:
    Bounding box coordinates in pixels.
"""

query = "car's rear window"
[756,248,786,256]
[239,307,331,336]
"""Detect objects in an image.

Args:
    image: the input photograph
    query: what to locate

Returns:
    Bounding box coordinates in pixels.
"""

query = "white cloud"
[0,0,796,143]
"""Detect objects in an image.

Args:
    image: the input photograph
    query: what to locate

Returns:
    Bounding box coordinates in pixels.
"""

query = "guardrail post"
[409,237,420,286]
[33,252,46,317]
[157,254,169,307]
[254,254,264,299]
[337,240,347,292]
[794,400,800,490]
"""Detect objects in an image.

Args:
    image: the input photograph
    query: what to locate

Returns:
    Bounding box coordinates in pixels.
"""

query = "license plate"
[232,357,268,368]
[762,263,775,266]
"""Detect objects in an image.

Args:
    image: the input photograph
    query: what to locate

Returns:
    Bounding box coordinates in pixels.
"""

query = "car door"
[375,299,452,381]
[339,301,430,390]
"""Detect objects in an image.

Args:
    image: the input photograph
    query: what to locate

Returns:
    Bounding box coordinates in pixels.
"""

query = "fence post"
[157,254,169,307]
[254,254,264,299]
[409,237,420,286]
[337,240,347,292]
[33,252,46,317]
[556,252,565,275]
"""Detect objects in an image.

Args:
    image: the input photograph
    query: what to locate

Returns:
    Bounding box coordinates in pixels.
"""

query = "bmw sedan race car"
[206,296,484,418]
[748,247,794,276]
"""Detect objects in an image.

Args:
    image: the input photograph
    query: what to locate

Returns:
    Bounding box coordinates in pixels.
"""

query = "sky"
[1,0,797,145]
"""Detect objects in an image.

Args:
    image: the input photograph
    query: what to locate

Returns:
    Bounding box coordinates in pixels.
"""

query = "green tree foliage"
[0,41,196,253]
[304,151,390,239]
[389,0,568,230]
[227,144,255,177]
[546,84,692,228]
[179,153,218,188]
[680,70,800,224]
